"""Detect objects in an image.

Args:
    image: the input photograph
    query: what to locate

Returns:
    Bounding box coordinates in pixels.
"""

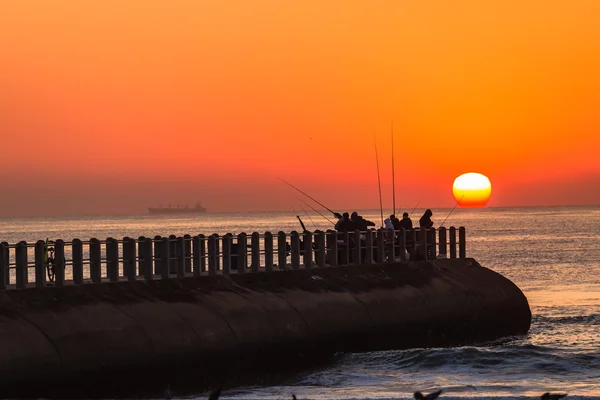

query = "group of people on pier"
[332,209,434,232]
[326,209,436,261]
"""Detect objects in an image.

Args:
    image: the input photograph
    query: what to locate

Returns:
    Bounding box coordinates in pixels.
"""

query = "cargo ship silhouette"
[148,202,207,215]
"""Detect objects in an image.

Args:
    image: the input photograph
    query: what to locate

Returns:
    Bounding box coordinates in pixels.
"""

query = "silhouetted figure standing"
[390,214,401,230]
[351,211,375,231]
[335,212,353,232]
[419,209,434,229]
[399,212,413,230]
[419,209,435,259]
[398,212,414,257]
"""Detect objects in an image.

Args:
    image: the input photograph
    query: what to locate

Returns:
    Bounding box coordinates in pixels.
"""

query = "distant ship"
[148,203,207,215]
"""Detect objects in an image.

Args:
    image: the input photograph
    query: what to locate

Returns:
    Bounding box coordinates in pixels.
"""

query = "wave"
[534,314,600,325]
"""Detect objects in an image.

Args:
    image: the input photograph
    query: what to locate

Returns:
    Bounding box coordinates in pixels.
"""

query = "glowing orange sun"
[452,172,492,207]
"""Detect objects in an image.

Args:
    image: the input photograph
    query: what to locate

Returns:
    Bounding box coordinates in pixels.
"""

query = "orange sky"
[1,0,599,216]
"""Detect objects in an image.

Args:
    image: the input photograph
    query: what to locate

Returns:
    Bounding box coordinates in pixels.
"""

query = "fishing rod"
[299,204,318,230]
[409,200,420,217]
[439,194,465,228]
[391,120,396,216]
[374,134,384,228]
[296,196,335,225]
[292,205,308,232]
[278,178,341,218]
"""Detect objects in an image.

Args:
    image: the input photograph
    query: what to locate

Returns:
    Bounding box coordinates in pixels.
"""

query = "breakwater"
[0,228,531,398]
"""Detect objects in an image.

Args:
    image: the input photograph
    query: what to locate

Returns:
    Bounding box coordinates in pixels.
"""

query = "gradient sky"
[1,0,599,216]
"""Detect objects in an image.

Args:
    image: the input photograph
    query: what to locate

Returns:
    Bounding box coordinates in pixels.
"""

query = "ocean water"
[0,206,599,400]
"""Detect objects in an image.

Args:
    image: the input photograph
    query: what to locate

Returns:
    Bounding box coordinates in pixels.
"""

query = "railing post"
[429,228,437,259]
[173,237,183,277]
[139,236,154,281]
[222,234,231,275]
[237,232,247,273]
[16,241,28,289]
[158,237,170,279]
[419,228,428,260]
[376,229,385,263]
[251,232,260,272]
[137,236,146,277]
[315,231,326,268]
[150,235,163,275]
[353,229,361,265]
[54,239,65,286]
[207,235,217,275]
[169,235,177,274]
[326,230,338,266]
[198,234,207,273]
[153,236,162,275]
[387,230,395,263]
[277,231,287,270]
[213,234,221,272]
[35,240,46,287]
[408,229,417,261]
[340,231,350,265]
[183,234,192,274]
[264,231,274,272]
[90,238,102,283]
[290,231,300,270]
[72,239,84,284]
[302,231,313,268]
[176,237,186,278]
[122,237,136,282]
[192,235,201,276]
[438,227,447,258]
[227,233,237,272]
[0,242,7,289]
[449,227,457,259]
[459,227,466,258]
[106,237,119,282]
[398,228,407,262]
[364,229,373,264]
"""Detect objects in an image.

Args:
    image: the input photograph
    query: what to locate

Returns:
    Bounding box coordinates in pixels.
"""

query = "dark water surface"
[1,206,599,399]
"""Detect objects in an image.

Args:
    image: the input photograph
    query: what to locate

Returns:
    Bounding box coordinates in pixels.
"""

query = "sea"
[0,206,599,400]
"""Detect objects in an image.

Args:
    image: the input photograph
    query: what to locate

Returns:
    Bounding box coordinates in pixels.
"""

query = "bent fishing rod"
[299,204,318,230]
[296,196,335,225]
[409,200,420,217]
[439,194,465,228]
[278,177,341,218]
[292,205,308,232]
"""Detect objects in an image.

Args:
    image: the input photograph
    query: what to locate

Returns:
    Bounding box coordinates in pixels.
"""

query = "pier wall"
[0,257,531,397]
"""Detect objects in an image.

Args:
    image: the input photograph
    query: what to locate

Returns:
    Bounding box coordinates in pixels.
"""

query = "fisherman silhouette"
[414,389,443,400]
[400,212,413,230]
[335,212,353,231]
[418,209,435,258]
[419,209,434,229]
[390,214,401,230]
[351,211,375,231]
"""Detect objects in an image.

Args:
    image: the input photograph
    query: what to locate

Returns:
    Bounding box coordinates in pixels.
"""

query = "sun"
[452,172,492,207]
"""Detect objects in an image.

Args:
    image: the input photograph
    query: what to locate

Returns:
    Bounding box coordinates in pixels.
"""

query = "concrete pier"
[0,257,531,398]
[0,228,531,397]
